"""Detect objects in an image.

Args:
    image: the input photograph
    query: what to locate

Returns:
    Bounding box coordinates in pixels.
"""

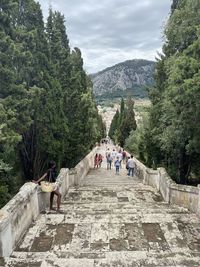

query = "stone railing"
[133,156,200,214]
[0,146,97,257]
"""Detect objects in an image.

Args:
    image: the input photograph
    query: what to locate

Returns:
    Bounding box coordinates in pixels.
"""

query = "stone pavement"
[4,146,200,266]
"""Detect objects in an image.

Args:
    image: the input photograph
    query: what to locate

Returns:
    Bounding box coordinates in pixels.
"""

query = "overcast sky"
[38,0,172,73]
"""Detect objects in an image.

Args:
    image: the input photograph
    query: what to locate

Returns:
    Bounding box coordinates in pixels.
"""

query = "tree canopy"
[0,0,105,207]
[109,98,137,147]
[127,0,200,185]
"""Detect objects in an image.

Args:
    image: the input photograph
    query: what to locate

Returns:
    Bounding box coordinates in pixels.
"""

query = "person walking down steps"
[115,157,121,175]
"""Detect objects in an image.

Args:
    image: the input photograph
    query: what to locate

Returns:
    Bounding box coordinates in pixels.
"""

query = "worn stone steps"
[5,251,200,266]
[4,146,200,266]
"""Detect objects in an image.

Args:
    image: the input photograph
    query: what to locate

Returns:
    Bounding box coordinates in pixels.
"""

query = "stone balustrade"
[0,146,97,257]
[133,156,200,214]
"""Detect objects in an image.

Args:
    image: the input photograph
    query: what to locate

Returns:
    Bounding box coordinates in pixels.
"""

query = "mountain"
[90,59,155,99]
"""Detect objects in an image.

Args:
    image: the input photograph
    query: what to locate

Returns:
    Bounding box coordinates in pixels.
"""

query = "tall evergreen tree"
[0,0,104,207]
[108,109,120,142]
[109,98,137,146]
[118,98,137,147]
[145,0,200,184]
[119,98,125,124]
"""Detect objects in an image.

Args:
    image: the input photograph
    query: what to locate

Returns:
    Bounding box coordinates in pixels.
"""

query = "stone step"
[5,257,94,267]
[5,251,200,266]
[63,185,163,203]
[42,211,196,225]
[60,201,189,214]
[14,210,200,259]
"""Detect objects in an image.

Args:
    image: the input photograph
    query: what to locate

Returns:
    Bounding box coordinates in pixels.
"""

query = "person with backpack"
[106,153,113,170]
[127,155,135,177]
[116,151,123,168]
[126,156,130,175]
[115,157,121,174]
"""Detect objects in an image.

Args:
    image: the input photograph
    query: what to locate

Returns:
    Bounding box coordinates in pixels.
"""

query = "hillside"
[90,59,155,100]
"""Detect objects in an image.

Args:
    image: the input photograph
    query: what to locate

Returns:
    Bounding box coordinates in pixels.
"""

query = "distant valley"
[90,59,155,101]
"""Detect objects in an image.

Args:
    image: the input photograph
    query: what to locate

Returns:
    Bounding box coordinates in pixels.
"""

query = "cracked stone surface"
[4,146,200,266]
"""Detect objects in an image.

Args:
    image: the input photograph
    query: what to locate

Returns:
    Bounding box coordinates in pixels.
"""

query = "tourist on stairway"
[116,150,123,168]
[127,155,135,177]
[115,157,121,174]
[94,154,99,168]
[122,149,127,164]
[111,149,117,161]
[98,154,103,167]
[32,160,62,213]
[106,153,113,170]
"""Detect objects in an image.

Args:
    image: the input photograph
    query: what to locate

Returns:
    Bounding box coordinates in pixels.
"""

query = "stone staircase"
[3,149,200,266]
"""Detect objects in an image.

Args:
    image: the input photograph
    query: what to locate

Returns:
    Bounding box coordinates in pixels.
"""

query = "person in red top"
[94,154,99,168]
[98,154,103,167]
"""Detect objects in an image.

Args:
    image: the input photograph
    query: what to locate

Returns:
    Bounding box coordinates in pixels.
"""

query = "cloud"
[37,0,171,73]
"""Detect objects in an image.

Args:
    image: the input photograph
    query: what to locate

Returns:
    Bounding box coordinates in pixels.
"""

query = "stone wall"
[133,157,200,214]
[0,146,97,257]
[74,149,97,186]
[0,183,39,257]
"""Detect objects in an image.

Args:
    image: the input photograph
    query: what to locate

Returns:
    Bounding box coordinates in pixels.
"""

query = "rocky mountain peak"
[90,59,155,99]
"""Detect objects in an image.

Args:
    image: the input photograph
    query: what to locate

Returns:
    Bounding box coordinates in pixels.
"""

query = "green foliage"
[109,98,137,146]
[118,98,137,147]
[125,114,154,167]
[141,0,200,184]
[0,159,20,207]
[108,109,120,142]
[119,98,125,123]
[0,0,104,207]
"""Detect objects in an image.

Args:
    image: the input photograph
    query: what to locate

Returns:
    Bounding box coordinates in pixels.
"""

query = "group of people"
[94,153,103,168]
[104,147,135,176]
[33,146,135,213]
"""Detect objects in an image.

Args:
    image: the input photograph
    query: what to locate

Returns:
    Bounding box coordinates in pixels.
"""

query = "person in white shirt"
[111,149,117,160]
[127,155,135,177]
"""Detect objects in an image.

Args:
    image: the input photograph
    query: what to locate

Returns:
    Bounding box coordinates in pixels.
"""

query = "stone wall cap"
[2,182,37,214]
[170,184,198,193]
[59,168,69,174]
[146,168,158,174]
[157,167,168,173]
[20,182,37,192]
[0,210,10,230]
[69,168,77,174]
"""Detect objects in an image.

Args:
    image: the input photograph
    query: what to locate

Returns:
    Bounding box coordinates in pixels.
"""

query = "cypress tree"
[108,109,120,143]
[0,0,104,207]
[146,0,200,184]
[118,98,137,147]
